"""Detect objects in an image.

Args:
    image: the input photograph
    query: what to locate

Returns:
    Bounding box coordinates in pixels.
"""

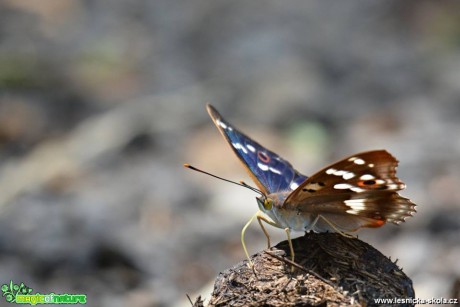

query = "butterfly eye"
[264,198,273,210]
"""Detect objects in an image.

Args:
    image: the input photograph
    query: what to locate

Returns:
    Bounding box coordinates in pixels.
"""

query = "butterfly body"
[206,104,416,234]
[263,199,317,231]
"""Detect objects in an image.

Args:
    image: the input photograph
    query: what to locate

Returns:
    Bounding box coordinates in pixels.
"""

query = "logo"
[1,281,86,305]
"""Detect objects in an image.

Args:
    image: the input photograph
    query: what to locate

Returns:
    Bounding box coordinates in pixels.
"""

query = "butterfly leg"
[317,215,354,238]
[304,214,320,233]
[284,227,295,265]
[241,212,258,266]
[275,227,296,272]
[256,211,280,248]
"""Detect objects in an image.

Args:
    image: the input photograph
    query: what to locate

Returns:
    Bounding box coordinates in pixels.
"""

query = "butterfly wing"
[207,104,307,195]
[283,150,416,230]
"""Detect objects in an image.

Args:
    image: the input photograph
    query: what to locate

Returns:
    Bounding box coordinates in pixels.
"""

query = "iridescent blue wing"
[207,104,307,195]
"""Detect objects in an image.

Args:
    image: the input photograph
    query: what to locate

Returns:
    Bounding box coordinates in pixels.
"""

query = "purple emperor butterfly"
[185,104,416,265]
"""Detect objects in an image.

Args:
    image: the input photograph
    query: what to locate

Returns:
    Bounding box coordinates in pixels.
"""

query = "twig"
[264,250,336,288]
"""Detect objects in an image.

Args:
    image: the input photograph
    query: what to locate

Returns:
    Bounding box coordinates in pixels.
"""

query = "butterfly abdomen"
[271,206,317,231]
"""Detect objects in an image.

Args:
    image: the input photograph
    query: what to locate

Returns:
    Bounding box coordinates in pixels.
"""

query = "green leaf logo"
[1,280,33,303]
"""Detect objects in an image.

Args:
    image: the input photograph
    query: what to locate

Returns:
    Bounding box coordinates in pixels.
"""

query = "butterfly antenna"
[183,164,264,196]
[239,181,265,196]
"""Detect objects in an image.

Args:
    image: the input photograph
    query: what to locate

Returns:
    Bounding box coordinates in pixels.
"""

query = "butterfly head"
[256,196,274,212]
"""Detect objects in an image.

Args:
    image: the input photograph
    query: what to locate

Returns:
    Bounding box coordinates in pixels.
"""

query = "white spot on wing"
[257,163,269,171]
[334,183,365,192]
[290,182,299,190]
[217,119,227,129]
[345,199,367,210]
[387,183,403,190]
[246,144,256,152]
[368,163,374,168]
[333,170,346,176]
[346,209,360,214]
[334,183,353,190]
[232,142,248,154]
[269,167,281,175]
[354,158,365,165]
[360,174,375,180]
[345,199,368,214]
[326,168,337,175]
[327,168,355,180]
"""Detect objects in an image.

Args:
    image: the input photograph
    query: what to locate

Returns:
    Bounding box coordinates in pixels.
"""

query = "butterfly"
[186,104,416,265]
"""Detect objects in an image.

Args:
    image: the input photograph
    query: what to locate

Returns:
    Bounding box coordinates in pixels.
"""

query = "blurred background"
[0,0,459,306]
